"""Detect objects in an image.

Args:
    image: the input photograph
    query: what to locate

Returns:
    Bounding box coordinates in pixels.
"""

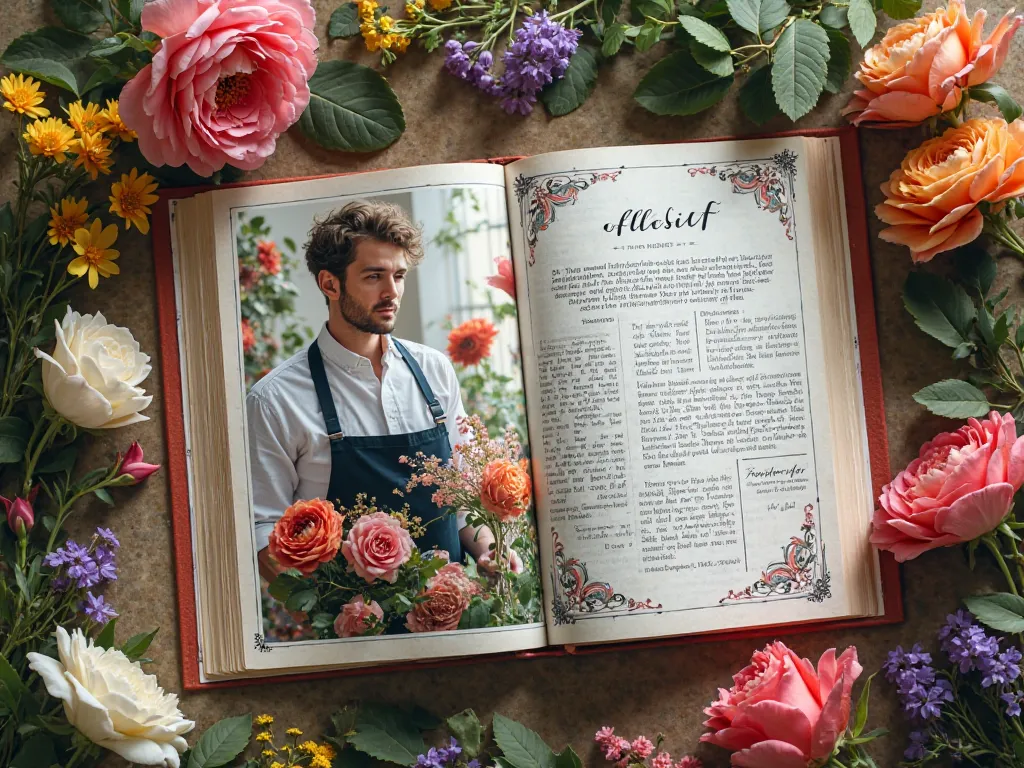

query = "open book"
[154,128,901,688]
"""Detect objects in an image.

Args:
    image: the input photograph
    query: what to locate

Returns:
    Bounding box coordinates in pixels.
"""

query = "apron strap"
[307,343,344,441]
[391,339,447,425]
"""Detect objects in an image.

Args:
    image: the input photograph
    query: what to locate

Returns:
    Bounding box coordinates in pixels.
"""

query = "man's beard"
[338,288,398,334]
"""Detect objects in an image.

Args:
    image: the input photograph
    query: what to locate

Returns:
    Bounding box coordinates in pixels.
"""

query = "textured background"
[2,0,1024,765]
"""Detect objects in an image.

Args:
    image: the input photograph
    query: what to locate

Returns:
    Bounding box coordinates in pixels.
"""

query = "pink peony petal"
[731,740,810,768]
[934,483,1014,540]
[732,701,813,756]
[141,0,203,38]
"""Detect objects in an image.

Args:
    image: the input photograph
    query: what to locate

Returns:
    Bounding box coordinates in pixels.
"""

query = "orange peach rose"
[876,118,1024,262]
[480,458,531,521]
[843,0,1021,126]
[268,499,344,575]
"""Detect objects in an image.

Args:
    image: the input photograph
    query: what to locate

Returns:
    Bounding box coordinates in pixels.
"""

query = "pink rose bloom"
[342,511,414,584]
[486,257,516,300]
[120,0,318,177]
[871,411,1024,562]
[702,641,862,768]
[334,596,384,638]
[405,562,480,633]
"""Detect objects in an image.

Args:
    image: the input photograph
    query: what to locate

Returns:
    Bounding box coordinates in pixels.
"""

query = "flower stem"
[982,534,1019,595]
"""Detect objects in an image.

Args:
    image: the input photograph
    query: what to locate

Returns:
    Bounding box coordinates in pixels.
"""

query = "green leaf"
[691,40,734,76]
[328,3,362,38]
[602,23,629,55]
[51,0,106,33]
[740,65,780,124]
[603,0,624,26]
[187,714,253,768]
[955,244,997,296]
[824,28,851,93]
[11,733,57,768]
[678,15,731,51]
[852,672,875,737]
[349,704,426,766]
[0,416,30,464]
[36,444,79,474]
[285,589,317,613]
[726,0,790,35]
[118,0,145,26]
[970,82,1023,124]
[93,487,114,506]
[447,710,484,758]
[0,202,13,242]
[541,45,598,116]
[903,272,976,349]
[121,628,159,660]
[0,653,27,708]
[634,0,674,20]
[819,3,848,28]
[492,713,555,768]
[1,27,94,96]
[771,19,830,121]
[635,20,665,51]
[881,0,920,19]
[847,0,876,47]
[297,60,405,153]
[964,593,1024,634]
[554,746,584,768]
[913,379,990,418]
[95,617,117,649]
[268,572,304,603]
[634,49,734,116]
[90,37,128,58]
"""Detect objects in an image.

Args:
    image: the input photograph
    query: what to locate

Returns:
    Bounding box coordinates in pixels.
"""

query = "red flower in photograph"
[241,318,256,353]
[268,499,345,575]
[447,318,498,367]
[257,240,282,275]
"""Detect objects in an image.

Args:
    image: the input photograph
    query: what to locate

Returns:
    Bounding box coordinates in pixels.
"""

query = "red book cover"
[152,126,901,690]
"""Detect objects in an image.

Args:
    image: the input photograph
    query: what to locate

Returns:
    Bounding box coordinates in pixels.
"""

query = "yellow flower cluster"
[359,0,411,53]
[3,76,161,290]
[252,715,336,768]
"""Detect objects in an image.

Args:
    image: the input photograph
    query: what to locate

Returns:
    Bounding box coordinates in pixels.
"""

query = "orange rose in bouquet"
[876,118,1024,262]
[268,499,344,575]
[405,563,481,632]
[480,458,532,521]
[844,0,1022,126]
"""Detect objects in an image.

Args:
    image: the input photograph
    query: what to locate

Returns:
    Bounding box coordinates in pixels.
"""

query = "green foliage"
[348,704,428,766]
[540,45,599,117]
[964,593,1024,634]
[847,0,876,46]
[492,714,555,768]
[446,710,485,757]
[329,3,363,38]
[969,82,1024,124]
[771,19,830,121]
[633,49,733,116]
[913,379,991,418]
[186,714,253,768]
[297,60,406,153]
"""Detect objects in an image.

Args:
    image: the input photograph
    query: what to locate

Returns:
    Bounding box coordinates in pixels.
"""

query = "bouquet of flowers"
[403,414,542,627]
[266,496,481,637]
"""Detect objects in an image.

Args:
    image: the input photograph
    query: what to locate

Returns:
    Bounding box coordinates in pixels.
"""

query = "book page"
[504,139,873,646]
[174,163,550,679]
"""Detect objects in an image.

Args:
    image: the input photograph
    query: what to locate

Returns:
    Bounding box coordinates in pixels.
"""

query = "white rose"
[33,307,152,429]
[27,627,194,767]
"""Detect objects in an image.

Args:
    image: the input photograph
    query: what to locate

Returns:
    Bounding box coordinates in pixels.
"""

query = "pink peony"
[486,257,516,300]
[342,511,414,584]
[702,641,862,768]
[334,596,384,638]
[120,0,318,177]
[871,411,1024,562]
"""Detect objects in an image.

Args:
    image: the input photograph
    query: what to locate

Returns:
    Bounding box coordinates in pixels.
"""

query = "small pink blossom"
[676,758,703,768]
[631,737,655,760]
[594,727,616,746]
[119,441,161,484]
[485,256,516,300]
[652,752,674,768]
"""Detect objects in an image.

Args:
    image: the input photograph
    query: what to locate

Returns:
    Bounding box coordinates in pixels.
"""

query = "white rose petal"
[33,308,152,429]
[27,627,194,767]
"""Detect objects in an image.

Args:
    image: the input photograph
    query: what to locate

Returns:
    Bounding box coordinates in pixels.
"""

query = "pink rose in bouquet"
[405,563,481,633]
[701,641,862,768]
[342,511,414,584]
[843,0,1022,126]
[871,411,1024,562]
[334,596,384,638]
[120,0,318,176]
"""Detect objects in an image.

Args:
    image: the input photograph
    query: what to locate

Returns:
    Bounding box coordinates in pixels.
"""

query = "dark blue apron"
[307,339,462,562]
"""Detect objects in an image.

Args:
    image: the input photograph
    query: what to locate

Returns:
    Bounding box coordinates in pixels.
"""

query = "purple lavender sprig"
[443,12,581,115]
[416,738,479,768]
[44,527,120,624]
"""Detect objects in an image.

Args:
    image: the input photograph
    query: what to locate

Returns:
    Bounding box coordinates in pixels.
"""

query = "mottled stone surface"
[2,1,1023,764]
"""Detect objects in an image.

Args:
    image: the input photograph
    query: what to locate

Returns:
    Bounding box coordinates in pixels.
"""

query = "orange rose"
[447,318,498,367]
[876,118,1024,262]
[268,499,344,575]
[844,0,1021,126]
[480,459,532,521]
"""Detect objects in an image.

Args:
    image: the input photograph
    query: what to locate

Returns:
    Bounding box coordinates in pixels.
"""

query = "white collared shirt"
[246,324,467,551]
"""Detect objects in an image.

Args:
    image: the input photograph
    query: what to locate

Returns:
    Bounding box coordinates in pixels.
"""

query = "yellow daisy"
[102,99,136,142]
[109,168,159,234]
[285,727,303,737]
[65,100,110,136]
[69,219,119,289]
[255,714,275,726]
[255,732,273,743]
[71,132,114,179]
[48,197,89,246]
[311,756,332,768]
[1,73,49,118]
[23,117,75,163]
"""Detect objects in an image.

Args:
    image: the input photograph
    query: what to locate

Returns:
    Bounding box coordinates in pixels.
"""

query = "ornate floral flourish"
[720,504,831,604]
[254,633,272,652]
[687,152,797,240]
[514,170,621,265]
[549,528,661,625]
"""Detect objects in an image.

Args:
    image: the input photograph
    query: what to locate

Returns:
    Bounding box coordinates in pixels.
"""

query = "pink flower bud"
[2,491,36,537]
[119,441,160,484]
